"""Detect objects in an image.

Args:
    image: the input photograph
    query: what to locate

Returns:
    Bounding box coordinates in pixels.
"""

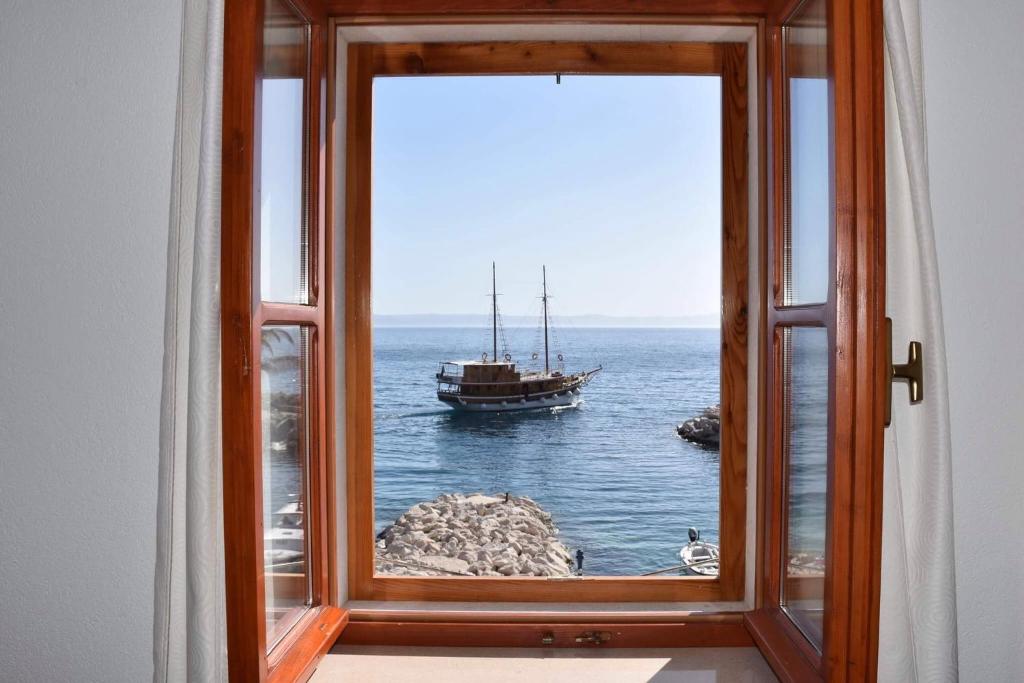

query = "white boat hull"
[444,391,580,413]
[679,540,720,577]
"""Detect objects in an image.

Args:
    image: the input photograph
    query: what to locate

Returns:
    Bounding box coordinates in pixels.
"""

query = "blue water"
[373,326,721,576]
[784,328,829,565]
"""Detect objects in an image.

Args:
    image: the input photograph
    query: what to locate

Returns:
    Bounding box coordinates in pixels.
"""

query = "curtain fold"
[880,0,958,680]
[153,0,226,681]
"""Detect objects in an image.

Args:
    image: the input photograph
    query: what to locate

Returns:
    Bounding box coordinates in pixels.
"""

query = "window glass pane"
[370,75,725,578]
[780,326,828,648]
[783,0,829,305]
[260,0,308,304]
[261,325,311,647]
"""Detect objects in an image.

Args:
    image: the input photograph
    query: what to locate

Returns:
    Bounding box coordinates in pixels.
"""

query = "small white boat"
[679,527,720,576]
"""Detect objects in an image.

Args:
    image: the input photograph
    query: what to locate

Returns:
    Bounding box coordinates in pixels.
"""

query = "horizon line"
[374,324,721,329]
[374,312,719,319]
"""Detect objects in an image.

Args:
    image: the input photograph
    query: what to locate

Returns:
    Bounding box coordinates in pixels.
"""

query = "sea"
[262,324,828,577]
[373,326,724,576]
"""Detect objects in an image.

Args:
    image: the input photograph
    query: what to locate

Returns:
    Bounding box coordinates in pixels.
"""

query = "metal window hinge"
[886,317,924,426]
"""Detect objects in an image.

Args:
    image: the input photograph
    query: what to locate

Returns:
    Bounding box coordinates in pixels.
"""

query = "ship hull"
[438,389,581,412]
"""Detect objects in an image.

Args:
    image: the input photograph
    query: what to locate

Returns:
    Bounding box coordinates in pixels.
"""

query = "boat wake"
[549,400,584,413]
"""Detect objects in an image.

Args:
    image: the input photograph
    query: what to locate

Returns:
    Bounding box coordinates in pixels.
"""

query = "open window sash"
[746,0,886,680]
[222,0,347,680]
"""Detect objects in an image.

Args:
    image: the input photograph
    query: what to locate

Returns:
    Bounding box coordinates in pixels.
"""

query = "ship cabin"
[436,360,520,399]
[436,360,570,403]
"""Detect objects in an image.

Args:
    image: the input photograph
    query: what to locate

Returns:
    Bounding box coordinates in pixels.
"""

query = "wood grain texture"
[753,17,770,612]
[744,609,820,682]
[344,42,377,602]
[784,42,827,79]
[344,41,751,605]
[718,41,749,602]
[766,0,806,24]
[348,609,746,623]
[324,10,340,611]
[327,0,771,18]
[265,43,311,79]
[363,576,725,602]
[339,619,752,648]
[768,25,785,308]
[289,0,329,23]
[268,607,350,683]
[305,19,334,619]
[370,41,722,75]
[222,0,268,679]
[826,0,886,678]
[756,0,886,679]
[761,326,786,612]
[760,10,831,676]
[222,2,345,681]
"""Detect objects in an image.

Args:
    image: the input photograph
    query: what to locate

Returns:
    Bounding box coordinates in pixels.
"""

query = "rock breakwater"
[375,493,574,577]
[677,404,721,449]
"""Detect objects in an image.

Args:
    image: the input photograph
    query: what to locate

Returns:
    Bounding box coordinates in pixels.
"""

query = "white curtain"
[153,0,226,681]
[880,0,959,680]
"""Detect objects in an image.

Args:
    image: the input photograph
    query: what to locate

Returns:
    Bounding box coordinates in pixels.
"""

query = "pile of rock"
[677,404,721,449]
[375,493,574,577]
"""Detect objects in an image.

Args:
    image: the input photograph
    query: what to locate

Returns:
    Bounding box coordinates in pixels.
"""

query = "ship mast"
[542,265,550,374]
[492,261,497,363]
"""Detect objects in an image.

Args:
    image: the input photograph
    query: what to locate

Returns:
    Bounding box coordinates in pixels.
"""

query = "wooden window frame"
[222,1,885,680]
[343,39,750,604]
[222,0,347,681]
[745,0,886,681]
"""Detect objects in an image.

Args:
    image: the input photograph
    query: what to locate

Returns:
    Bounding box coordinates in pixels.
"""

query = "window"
[345,41,750,602]
[221,0,344,680]
[745,0,887,679]
[222,3,886,681]
[372,75,721,580]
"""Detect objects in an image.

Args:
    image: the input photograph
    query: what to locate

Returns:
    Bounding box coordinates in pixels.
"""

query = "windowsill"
[311,645,778,682]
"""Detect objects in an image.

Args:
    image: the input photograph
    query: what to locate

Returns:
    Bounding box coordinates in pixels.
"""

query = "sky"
[789,77,830,304]
[371,75,723,321]
[261,78,305,304]
[256,72,831,320]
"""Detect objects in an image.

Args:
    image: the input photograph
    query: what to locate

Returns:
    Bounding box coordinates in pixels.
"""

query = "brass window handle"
[885,318,924,426]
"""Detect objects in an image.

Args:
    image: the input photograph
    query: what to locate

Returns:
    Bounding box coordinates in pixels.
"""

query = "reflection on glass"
[783,0,829,305]
[260,0,308,304]
[261,325,311,648]
[781,326,828,649]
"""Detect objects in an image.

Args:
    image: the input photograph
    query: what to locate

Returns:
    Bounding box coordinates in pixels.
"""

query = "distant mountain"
[373,313,719,328]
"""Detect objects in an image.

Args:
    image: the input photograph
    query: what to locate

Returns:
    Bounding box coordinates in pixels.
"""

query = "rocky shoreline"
[375,493,574,577]
[677,404,721,449]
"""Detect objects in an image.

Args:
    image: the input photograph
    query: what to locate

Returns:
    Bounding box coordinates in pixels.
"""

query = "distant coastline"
[374,313,720,328]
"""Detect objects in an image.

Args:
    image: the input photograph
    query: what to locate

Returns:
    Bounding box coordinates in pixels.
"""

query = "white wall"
[1,1,1021,680]
[920,1,1024,680]
[0,2,183,680]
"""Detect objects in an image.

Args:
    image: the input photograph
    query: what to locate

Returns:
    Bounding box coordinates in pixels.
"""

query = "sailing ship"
[435,264,601,412]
